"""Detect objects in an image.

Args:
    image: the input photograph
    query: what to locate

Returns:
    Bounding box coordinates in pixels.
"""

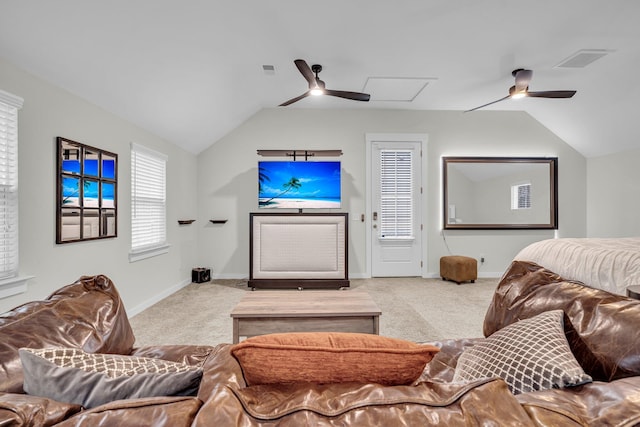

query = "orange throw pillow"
[231,332,439,386]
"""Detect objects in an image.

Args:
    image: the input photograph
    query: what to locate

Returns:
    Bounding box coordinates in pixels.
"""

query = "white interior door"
[369,138,423,277]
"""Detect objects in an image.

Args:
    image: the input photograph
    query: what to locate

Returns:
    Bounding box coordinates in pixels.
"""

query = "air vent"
[555,49,613,68]
[262,64,275,75]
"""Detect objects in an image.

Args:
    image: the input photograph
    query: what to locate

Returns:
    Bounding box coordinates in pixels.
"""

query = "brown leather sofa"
[3,262,640,426]
[0,275,215,427]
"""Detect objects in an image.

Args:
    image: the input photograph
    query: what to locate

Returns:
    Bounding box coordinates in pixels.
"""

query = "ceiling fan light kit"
[279,59,371,106]
[466,68,577,112]
[278,61,575,112]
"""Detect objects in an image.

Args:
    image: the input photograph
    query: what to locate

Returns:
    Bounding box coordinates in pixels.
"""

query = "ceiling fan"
[279,59,371,106]
[466,68,576,112]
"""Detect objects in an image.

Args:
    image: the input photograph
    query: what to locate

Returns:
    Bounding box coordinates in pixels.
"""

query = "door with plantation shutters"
[370,140,422,277]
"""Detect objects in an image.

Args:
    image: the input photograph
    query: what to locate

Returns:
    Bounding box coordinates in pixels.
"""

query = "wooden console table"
[230,290,381,343]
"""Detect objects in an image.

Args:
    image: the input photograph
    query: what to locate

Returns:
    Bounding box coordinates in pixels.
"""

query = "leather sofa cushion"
[515,377,640,426]
[195,343,537,426]
[0,392,82,425]
[231,379,531,424]
[231,332,439,386]
[0,275,135,393]
[55,396,202,427]
[484,261,640,382]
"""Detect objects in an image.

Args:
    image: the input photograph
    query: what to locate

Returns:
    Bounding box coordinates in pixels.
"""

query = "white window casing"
[0,89,32,298]
[129,143,169,262]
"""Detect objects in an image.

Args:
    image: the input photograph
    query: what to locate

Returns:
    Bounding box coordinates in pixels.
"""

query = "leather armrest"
[55,396,201,427]
[0,392,82,426]
[516,377,640,426]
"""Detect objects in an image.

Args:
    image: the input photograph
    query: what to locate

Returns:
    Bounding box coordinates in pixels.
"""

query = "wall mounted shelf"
[178,220,196,225]
[209,219,228,224]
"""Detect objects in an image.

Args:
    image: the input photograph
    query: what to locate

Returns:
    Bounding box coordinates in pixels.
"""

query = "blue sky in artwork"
[62,159,115,178]
[62,160,80,174]
[84,159,99,176]
[84,181,98,198]
[102,160,115,179]
[62,176,79,200]
[62,178,114,202]
[259,161,341,198]
[102,183,115,200]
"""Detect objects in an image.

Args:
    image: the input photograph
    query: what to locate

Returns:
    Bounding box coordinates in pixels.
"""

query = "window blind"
[379,149,413,238]
[511,183,531,210]
[131,144,167,252]
[0,90,23,279]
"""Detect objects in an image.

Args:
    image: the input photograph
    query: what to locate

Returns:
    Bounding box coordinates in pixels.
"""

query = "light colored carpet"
[129,277,499,347]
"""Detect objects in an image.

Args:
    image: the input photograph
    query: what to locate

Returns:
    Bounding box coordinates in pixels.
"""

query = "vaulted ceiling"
[1,1,638,157]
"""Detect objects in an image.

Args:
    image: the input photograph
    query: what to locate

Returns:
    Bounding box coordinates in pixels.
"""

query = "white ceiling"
[1,1,639,157]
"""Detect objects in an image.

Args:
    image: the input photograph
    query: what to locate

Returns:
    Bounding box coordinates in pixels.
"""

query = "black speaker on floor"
[192,268,211,283]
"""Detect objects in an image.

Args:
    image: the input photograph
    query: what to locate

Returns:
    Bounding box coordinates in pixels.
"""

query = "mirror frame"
[56,137,118,244]
[442,156,558,230]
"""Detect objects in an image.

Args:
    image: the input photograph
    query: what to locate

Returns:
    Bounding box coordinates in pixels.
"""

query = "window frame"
[511,182,532,210]
[0,89,32,297]
[129,143,169,262]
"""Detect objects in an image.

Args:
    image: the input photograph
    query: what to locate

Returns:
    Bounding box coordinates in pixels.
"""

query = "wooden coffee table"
[230,290,381,343]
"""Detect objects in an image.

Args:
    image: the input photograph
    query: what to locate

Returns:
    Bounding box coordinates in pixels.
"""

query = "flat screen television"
[258,161,341,209]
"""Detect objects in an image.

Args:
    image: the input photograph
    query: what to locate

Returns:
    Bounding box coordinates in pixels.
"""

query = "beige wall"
[469,165,551,224]
[587,147,640,237]
[0,58,199,314]
[197,108,587,279]
[6,52,617,314]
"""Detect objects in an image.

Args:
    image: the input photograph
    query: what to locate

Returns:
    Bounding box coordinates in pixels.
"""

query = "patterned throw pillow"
[453,310,592,394]
[19,347,203,408]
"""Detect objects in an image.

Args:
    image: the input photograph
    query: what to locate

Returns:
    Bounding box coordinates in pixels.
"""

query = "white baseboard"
[127,278,191,317]
[212,273,248,280]
[205,272,505,282]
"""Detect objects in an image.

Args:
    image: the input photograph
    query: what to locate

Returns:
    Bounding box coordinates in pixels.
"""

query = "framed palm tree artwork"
[257,161,341,209]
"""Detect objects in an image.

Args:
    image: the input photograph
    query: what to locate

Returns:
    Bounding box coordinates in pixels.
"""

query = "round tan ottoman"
[440,255,477,284]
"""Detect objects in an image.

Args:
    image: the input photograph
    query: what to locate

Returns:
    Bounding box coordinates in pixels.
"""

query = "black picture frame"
[56,137,118,243]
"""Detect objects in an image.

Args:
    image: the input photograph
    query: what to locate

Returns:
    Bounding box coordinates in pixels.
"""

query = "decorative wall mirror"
[56,137,118,243]
[443,156,558,230]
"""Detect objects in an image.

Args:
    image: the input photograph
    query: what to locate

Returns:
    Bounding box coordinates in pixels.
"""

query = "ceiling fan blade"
[294,59,316,86]
[464,95,511,112]
[527,90,577,99]
[324,89,370,102]
[514,69,533,92]
[279,91,310,106]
